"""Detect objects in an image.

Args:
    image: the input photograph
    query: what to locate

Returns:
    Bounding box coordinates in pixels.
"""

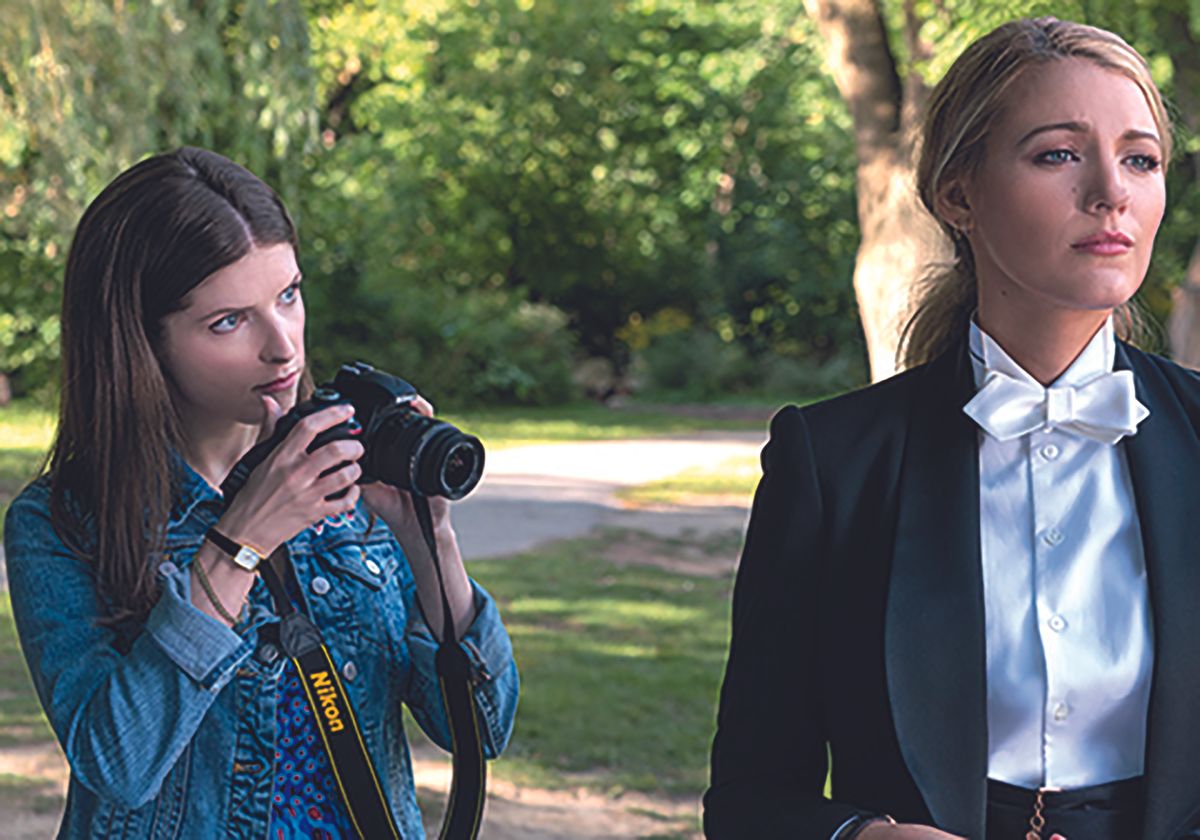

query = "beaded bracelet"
[192,555,239,626]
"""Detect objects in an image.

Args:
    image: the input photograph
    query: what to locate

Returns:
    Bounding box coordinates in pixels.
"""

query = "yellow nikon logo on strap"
[309,671,346,732]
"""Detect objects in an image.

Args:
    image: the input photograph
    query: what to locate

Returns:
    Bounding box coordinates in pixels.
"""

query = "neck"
[975,299,1111,387]
[177,410,259,490]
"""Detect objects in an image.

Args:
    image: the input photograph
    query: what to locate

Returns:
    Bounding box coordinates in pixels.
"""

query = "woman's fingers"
[308,439,365,475]
[412,395,435,418]
[277,404,355,459]
[257,394,286,445]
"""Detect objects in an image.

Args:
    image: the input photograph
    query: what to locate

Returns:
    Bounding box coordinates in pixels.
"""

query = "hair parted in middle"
[49,147,313,622]
[899,16,1173,371]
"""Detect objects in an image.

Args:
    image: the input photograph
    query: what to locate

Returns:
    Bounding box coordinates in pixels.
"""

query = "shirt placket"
[1028,428,1072,786]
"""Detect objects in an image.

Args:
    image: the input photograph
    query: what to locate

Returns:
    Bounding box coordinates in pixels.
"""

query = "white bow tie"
[963,368,1149,444]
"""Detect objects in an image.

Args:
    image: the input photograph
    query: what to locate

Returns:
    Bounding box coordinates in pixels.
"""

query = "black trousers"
[986,776,1145,840]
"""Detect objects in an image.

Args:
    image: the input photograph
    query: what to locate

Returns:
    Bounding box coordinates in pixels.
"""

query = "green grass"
[467,532,734,796]
[442,403,767,449]
[0,530,735,801]
[0,402,54,524]
[615,454,761,507]
[0,594,55,749]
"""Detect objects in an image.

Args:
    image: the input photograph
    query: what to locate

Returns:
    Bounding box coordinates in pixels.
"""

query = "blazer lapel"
[885,339,989,838]
[1118,345,1200,840]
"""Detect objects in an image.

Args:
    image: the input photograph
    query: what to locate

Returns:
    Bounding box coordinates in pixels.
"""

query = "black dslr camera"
[222,362,484,502]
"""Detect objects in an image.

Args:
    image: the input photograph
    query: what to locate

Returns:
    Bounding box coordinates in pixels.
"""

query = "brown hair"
[899,17,1172,370]
[49,147,309,622]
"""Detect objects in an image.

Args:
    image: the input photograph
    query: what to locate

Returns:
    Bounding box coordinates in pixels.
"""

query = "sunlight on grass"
[445,403,764,449]
[616,454,761,506]
[0,594,56,748]
[469,536,734,795]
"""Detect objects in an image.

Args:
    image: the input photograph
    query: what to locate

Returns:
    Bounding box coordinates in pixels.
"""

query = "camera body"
[221,362,484,503]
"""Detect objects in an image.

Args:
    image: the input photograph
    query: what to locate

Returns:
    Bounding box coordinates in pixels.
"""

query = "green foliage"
[302,0,861,391]
[2,0,1199,404]
[0,0,318,398]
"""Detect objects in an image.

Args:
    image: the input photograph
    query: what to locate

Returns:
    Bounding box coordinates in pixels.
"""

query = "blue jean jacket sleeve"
[3,483,254,808]
[403,579,519,759]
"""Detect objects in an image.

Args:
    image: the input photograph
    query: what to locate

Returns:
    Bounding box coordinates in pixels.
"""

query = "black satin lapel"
[885,340,988,839]
[1117,346,1200,840]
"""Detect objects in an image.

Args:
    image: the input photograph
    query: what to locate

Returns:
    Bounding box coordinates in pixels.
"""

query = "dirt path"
[0,742,703,840]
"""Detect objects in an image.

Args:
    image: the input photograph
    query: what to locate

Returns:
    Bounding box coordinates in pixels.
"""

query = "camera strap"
[412,494,488,840]
[257,495,488,840]
[259,560,403,840]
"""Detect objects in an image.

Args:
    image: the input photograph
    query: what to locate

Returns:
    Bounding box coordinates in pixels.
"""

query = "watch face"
[233,546,262,572]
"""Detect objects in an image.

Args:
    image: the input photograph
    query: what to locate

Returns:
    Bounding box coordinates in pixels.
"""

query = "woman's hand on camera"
[359,394,454,546]
[217,396,364,555]
[359,394,474,638]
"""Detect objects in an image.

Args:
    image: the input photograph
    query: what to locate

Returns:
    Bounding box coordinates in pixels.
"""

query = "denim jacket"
[3,458,519,839]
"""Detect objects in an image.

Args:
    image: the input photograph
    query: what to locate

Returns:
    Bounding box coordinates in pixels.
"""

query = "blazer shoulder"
[771,362,925,444]
[1123,343,1200,421]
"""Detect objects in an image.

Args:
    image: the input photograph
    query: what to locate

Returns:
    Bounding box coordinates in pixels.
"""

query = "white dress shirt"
[968,317,1153,789]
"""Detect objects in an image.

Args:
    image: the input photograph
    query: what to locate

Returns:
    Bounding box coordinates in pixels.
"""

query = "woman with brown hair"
[2,147,519,838]
[704,17,1194,840]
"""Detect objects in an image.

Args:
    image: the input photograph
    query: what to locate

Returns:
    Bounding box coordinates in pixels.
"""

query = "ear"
[933,177,973,233]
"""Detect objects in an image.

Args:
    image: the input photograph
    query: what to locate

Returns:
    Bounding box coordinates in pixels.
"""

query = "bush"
[305,280,579,408]
[637,327,867,401]
[637,328,753,400]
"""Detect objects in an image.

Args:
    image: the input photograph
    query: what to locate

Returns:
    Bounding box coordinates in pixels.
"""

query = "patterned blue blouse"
[268,657,356,839]
[268,566,355,838]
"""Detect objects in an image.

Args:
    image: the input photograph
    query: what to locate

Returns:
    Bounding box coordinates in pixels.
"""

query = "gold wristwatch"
[204,527,267,572]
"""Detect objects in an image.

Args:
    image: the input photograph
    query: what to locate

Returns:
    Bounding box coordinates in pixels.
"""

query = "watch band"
[204,526,266,572]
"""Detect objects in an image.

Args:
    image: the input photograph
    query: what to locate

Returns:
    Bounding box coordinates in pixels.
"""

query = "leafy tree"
[0,0,317,400]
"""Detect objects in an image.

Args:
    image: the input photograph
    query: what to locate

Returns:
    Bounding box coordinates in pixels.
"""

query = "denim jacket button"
[364,559,381,576]
[311,576,331,595]
[341,661,358,682]
[257,643,279,664]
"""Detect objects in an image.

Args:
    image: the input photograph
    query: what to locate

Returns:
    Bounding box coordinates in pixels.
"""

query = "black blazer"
[704,337,1200,840]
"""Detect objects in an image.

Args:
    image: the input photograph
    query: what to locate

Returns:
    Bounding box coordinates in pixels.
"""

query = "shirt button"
[342,661,358,682]
[365,558,381,576]
[1041,444,1060,460]
[1048,614,1067,633]
[257,643,280,664]
[1043,528,1064,547]
[1053,702,1070,722]
[311,576,331,595]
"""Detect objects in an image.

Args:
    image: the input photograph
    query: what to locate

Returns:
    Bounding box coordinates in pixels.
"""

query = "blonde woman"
[705,17,1192,840]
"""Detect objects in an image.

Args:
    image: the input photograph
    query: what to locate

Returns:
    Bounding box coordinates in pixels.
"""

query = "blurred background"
[2,0,1193,411]
[0,1,1197,837]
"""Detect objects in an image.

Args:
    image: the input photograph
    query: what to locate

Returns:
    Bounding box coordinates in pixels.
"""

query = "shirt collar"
[168,449,225,526]
[968,314,1115,390]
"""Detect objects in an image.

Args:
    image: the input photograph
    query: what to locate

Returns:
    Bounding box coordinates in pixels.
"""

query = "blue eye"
[1036,149,1079,165]
[280,282,302,304]
[210,313,240,334]
[1127,154,1160,173]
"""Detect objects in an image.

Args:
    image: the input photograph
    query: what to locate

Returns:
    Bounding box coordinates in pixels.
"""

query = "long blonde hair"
[899,17,1172,370]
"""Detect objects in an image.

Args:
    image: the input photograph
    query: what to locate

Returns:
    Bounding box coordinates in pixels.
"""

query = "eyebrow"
[1016,121,1162,149]
[195,272,303,322]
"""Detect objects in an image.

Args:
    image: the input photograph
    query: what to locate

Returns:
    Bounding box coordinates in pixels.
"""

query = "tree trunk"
[1161,14,1200,366]
[803,0,950,382]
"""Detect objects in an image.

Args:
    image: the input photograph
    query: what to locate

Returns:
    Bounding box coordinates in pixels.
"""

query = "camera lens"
[366,410,484,500]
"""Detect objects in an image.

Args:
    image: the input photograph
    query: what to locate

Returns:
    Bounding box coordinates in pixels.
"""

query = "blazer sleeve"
[703,406,880,838]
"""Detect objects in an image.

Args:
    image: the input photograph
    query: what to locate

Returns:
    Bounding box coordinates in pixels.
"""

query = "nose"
[259,313,298,364]
[1084,157,1131,215]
